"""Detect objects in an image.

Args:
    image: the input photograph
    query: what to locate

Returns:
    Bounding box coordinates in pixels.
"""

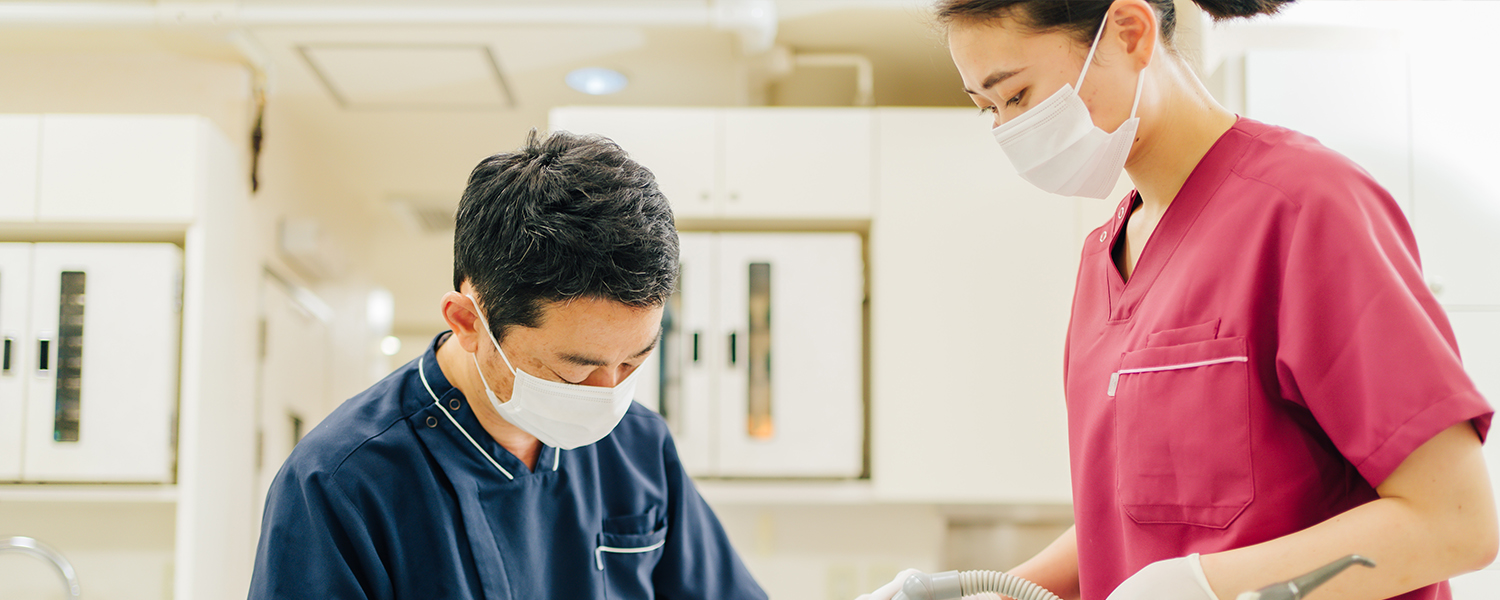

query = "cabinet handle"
[691,332,700,363]
[36,338,50,372]
[728,332,737,365]
[2,337,11,373]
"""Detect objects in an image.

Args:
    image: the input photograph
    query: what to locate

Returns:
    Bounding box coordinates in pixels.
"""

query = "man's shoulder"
[279,365,425,486]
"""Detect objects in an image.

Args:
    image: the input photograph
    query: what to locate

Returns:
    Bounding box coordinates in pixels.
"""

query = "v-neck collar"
[411,332,561,481]
[1102,118,1258,323]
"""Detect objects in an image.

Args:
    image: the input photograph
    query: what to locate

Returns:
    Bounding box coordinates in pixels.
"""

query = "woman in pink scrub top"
[879,1,1497,599]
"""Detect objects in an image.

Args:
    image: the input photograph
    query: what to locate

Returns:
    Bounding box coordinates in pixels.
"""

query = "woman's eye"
[978,105,997,115]
[1005,89,1026,107]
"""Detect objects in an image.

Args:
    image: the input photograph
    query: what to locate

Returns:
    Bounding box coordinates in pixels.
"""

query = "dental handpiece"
[1234,555,1375,600]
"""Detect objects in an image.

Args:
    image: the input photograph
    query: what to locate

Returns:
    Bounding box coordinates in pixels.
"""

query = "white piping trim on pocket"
[595,539,667,570]
[1108,355,1249,397]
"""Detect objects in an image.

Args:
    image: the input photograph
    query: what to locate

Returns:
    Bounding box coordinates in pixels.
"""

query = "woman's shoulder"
[1227,118,1399,218]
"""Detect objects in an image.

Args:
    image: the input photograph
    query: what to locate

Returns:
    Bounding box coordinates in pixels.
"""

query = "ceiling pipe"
[793,52,874,106]
[0,1,778,53]
[767,46,875,106]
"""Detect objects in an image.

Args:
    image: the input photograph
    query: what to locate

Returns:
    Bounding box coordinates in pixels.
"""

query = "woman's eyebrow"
[963,67,1026,95]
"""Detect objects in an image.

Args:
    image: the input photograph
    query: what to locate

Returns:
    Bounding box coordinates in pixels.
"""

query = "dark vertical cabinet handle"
[728,332,738,365]
[691,332,701,363]
[36,338,50,372]
[2,337,11,373]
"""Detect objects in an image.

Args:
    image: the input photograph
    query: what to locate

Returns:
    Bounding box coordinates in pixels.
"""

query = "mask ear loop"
[1075,13,1112,89]
[1078,13,1149,123]
[465,294,517,374]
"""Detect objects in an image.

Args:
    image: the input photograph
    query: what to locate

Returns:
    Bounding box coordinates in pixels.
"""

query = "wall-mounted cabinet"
[0,115,42,222]
[549,107,873,219]
[0,114,201,224]
[0,243,181,483]
[637,232,865,479]
[1,112,259,600]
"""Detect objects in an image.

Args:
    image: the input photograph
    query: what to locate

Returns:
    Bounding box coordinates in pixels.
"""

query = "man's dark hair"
[453,129,678,340]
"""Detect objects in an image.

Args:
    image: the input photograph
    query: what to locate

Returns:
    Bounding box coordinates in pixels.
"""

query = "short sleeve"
[249,463,390,600]
[1274,176,1492,488]
[650,434,768,600]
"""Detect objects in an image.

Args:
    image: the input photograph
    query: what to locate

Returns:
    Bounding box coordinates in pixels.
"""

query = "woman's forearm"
[1007,525,1083,600]
[1201,423,1498,600]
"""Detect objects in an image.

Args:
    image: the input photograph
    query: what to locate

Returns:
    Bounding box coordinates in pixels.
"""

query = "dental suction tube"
[891,569,1064,600]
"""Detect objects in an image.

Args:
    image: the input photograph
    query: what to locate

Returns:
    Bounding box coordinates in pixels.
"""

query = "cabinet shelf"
[695,479,875,505]
[0,484,178,503]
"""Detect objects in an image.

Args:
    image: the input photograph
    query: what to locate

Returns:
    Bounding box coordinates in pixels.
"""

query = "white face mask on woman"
[991,15,1147,199]
[466,295,639,450]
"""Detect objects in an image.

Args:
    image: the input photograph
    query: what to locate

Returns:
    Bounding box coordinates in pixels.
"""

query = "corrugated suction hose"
[892,569,1063,600]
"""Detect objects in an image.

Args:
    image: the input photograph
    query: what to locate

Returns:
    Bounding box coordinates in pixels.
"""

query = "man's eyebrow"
[962,67,1025,95]
[555,328,662,367]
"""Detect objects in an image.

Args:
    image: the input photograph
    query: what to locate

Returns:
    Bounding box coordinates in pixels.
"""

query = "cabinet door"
[1408,49,1500,307]
[0,116,40,221]
[670,233,718,475]
[23,243,181,482]
[714,233,864,477]
[720,110,873,219]
[549,107,719,218]
[0,244,32,480]
[37,115,201,223]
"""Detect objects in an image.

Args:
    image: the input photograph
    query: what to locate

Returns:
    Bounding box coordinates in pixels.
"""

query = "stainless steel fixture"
[0,536,82,599]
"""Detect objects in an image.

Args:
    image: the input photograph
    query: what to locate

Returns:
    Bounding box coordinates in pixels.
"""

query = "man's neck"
[434,334,543,470]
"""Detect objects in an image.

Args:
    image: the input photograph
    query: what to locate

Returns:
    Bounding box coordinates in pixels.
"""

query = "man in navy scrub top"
[249,130,768,600]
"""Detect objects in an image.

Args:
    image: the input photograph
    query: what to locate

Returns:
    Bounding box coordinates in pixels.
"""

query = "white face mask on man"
[465,294,640,450]
[991,15,1147,200]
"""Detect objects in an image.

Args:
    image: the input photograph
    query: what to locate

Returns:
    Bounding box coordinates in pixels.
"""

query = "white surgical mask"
[466,295,639,450]
[991,16,1146,200]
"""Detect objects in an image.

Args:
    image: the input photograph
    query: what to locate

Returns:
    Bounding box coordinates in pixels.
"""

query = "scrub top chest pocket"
[1111,335,1254,529]
[597,505,669,598]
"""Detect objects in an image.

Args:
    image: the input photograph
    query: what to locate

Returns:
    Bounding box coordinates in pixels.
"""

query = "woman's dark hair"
[453,129,679,341]
[934,0,1295,46]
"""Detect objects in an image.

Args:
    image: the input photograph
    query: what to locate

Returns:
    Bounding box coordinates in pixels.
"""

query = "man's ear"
[440,291,483,354]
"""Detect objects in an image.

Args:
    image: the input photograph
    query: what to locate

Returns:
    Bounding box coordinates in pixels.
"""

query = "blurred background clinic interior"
[0,0,1498,598]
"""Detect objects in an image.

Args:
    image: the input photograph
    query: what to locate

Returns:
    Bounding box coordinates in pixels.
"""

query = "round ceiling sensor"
[566,67,628,95]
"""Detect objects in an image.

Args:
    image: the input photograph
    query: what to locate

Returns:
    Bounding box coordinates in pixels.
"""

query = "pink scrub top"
[1065,118,1492,600]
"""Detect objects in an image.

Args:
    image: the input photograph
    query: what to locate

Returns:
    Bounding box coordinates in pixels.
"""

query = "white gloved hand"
[1106,554,1221,600]
[856,568,924,600]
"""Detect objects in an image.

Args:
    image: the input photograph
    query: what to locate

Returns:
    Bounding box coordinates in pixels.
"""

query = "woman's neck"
[1123,54,1239,212]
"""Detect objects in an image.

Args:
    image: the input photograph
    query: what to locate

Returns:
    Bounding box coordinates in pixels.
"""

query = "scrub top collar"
[1102,116,1258,323]
[412,331,561,481]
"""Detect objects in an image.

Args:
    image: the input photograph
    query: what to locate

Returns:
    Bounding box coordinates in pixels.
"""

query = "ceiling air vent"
[299,44,514,110]
[388,197,456,235]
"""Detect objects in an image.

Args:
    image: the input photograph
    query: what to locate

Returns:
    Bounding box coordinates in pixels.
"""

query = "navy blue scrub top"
[249,332,767,600]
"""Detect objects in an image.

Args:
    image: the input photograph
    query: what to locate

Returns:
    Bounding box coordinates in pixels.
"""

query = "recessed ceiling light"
[566,67,628,95]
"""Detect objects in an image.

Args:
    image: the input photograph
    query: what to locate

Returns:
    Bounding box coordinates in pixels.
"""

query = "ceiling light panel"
[300,44,512,110]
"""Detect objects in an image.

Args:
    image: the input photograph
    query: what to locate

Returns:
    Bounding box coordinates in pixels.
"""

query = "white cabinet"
[870,109,1076,504]
[36,115,202,223]
[645,232,865,478]
[549,107,873,219]
[0,243,181,482]
[549,107,719,218]
[0,244,33,480]
[719,110,873,218]
[0,116,41,221]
